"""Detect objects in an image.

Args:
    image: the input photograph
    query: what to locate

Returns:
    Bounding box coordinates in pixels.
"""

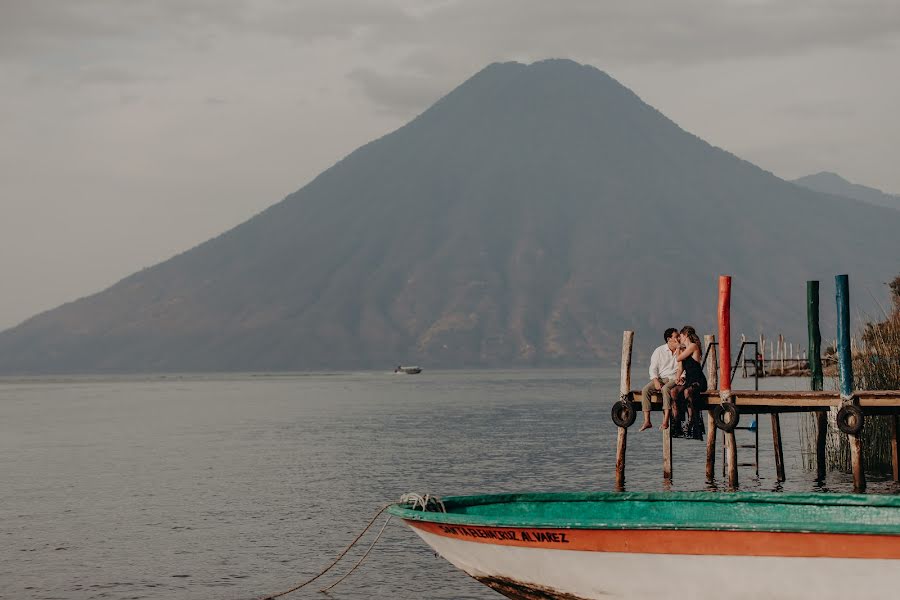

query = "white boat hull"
[410,524,899,600]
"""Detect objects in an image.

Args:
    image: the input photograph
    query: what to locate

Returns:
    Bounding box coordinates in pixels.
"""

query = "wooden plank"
[616,331,634,489]
[628,389,900,407]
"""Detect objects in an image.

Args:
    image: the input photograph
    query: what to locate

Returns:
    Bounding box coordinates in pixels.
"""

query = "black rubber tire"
[714,403,740,432]
[611,399,637,428]
[836,404,864,435]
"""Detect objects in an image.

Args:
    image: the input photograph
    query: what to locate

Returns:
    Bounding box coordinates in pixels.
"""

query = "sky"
[2,0,899,330]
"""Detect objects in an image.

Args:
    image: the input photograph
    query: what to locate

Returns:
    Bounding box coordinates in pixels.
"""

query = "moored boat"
[389,491,900,600]
[394,365,422,374]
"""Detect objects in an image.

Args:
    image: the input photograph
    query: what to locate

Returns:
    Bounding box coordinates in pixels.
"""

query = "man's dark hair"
[664,328,678,342]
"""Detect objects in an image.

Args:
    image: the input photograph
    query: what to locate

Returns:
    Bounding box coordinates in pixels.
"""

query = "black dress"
[681,354,708,393]
[677,354,708,440]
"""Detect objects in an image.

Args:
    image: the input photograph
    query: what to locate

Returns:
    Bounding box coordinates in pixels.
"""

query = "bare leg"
[670,387,682,421]
[639,382,654,431]
[685,387,695,426]
[660,408,670,430]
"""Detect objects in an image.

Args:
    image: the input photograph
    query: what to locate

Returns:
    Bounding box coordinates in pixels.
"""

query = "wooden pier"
[611,275,900,492]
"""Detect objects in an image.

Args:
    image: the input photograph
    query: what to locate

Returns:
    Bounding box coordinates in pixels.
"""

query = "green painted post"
[808,280,827,480]
[807,281,823,391]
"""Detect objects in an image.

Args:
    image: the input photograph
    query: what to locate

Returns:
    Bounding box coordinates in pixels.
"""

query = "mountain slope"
[1,59,899,373]
[793,172,900,211]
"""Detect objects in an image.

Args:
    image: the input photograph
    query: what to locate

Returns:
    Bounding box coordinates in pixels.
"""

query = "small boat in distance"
[389,490,900,600]
[394,365,422,374]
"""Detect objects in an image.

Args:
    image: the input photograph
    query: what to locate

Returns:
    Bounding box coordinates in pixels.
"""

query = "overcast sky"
[2,0,899,330]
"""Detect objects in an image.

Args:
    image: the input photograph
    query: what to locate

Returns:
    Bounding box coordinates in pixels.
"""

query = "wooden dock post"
[662,418,673,481]
[836,274,865,492]
[616,330,634,489]
[808,280,827,480]
[662,331,673,481]
[816,411,828,481]
[740,334,747,377]
[719,276,738,488]
[779,334,785,373]
[771,412,786,482]
[891,414,900,483]
[705,334,718,481]
[759,334,766,376]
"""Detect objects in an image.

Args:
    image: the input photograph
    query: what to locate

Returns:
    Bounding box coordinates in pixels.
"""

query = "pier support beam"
[718,276,738,488]
[771,413,786,482]
[615,331,634,490]
[704,335,718,482]
[816,411,828,482]
[891,414,900,483]
[808,281,826,481]
[662,424,672,481]
[836,274,865,492]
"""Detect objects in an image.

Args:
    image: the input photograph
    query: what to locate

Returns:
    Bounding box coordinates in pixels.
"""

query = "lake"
[2,369,897,599]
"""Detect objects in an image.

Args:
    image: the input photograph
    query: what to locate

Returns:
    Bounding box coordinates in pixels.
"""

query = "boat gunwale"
[387,491,900,536]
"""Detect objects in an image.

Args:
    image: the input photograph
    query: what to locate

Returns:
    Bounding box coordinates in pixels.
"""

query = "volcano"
[2,59,898,373]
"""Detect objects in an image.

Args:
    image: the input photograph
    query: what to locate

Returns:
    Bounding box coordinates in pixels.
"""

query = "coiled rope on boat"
[398,493,446,513]
[257,493,444,599]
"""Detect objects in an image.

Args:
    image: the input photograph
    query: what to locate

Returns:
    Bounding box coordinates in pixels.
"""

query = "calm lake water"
[2,369,897,599]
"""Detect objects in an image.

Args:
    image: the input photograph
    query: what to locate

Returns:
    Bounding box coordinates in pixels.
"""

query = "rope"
[319,515,392,592]
[398,493,446,513]
[257,503,391,600]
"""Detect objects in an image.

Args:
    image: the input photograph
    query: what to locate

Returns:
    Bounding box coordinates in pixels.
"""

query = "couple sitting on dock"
[638,326,707,440]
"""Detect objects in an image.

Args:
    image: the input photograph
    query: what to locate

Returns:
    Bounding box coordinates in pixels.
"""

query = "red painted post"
[718,275,738,488]
[718,276,732,395]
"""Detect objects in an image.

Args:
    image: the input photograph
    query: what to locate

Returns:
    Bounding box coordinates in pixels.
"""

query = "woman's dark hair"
[680,325,700,346]
[664,328,678,342]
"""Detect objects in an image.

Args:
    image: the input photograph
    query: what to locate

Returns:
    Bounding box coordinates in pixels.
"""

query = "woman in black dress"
[669,326,708,440]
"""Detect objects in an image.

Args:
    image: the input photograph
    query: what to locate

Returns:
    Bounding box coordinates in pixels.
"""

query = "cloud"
[377,0,900,63]
[76,65,145,85]
[0,0,414,61]
[339,0,900,114]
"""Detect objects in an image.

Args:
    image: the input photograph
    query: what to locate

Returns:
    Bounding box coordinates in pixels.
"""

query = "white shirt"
[649,344,679,380]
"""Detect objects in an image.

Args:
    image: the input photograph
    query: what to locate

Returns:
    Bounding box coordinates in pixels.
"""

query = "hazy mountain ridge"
[1,59,899,373]
[793,171,900,211]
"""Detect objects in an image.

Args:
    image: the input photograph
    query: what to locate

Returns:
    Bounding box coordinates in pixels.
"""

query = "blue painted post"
[835,274,853,399]
[835,274,865,490]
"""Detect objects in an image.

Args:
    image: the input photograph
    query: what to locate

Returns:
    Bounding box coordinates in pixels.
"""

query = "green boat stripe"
[387,491,900,536]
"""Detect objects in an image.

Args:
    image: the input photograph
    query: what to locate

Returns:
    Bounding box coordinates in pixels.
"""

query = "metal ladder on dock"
[703,340,761,477]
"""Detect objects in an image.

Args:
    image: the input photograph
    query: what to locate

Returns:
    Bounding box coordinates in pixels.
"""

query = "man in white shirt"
[639,328,680,431]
